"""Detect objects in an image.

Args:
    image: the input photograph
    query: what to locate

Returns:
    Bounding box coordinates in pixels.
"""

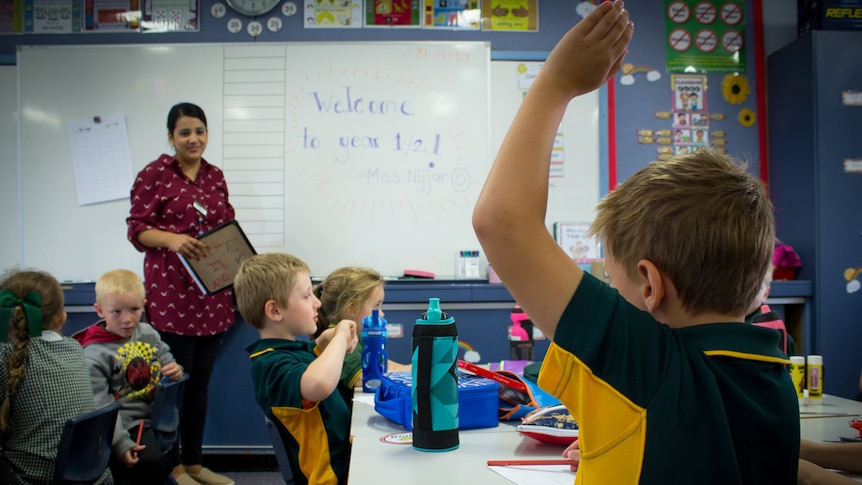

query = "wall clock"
[225,0,280,17]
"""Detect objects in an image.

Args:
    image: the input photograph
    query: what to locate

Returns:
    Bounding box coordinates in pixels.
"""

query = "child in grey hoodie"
[74,269,186,485]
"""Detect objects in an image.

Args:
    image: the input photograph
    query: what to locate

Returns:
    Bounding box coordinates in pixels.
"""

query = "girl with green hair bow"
[0,270,112,485]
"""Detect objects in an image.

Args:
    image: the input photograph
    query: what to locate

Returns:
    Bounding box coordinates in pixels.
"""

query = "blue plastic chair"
[53,401,120,484]
[150,374,189,453]
[264,417,295,485]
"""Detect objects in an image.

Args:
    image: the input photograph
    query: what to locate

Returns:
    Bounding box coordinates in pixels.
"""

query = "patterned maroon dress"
[127,154,236,336]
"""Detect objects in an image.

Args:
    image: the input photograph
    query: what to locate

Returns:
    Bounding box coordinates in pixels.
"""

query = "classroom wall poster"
[84,0,140,31]
[365,0,421,27]
[671,74,711,155]
[22,0,82,32]
[66,113,134,206]
[516,62,565,177]
[423,0,479,29]
[0,0,20,33]
[304,0,362,28]
[665,0,745,73]
[554,222,601,263]
[141,0,198,32]
[481,0,537,32]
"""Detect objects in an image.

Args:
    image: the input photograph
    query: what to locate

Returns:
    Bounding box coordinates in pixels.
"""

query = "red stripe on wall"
[608,78,617,192]
[753,0,768,185]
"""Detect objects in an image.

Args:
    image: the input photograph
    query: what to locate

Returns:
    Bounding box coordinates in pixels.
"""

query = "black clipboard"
[177,220,257,295]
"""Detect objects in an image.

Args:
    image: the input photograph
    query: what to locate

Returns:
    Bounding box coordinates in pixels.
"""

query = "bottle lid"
[807,355,823,365]
[790,355,805,364]
[362,309,386,337]
[417,297,455,324]
[511,304,530,323]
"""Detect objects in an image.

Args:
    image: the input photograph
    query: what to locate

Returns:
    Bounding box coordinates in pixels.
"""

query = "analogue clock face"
[225,0,280,17]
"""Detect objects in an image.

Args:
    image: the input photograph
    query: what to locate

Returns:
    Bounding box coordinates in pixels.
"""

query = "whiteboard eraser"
[403,269,435,279]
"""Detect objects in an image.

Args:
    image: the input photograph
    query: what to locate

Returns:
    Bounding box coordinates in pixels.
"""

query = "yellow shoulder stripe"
[249,348,275,359]
[704,349,791,365]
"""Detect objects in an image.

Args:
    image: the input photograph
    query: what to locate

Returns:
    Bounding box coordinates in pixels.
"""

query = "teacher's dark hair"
[167,102,208,134]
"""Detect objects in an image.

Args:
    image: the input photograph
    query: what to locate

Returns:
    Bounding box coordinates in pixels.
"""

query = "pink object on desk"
[485,360,531,375]
[403,269,435,279]
[488,265,502,284]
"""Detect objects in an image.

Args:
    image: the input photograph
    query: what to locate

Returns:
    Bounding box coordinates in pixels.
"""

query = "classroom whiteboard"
[16,44,599,281]
[1,66,18,274]
[490,61,599,235]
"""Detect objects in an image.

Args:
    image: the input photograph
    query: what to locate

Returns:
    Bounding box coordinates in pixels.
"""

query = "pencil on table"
[487,459,578,467]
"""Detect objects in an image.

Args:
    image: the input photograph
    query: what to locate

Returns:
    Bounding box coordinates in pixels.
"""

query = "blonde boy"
[234,253,357,485]
[74,269,185,485]
[472,3,799,483]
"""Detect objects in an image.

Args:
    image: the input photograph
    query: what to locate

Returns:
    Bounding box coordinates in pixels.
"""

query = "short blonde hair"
[589,148,774,317]
[95,269,145,304]
[234,253,310,329]
[313,267,383,338]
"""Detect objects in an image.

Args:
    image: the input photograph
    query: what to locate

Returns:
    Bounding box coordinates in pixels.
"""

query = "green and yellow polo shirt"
[246,338,351,485]
[539,273,799,484]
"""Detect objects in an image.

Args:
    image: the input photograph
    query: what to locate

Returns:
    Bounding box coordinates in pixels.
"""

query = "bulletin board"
[15,43,600,281]
[611,0,763,184]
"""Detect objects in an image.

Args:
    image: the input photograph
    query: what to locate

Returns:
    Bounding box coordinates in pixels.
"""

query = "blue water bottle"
[361,309,388,393]
[411,298,459,452]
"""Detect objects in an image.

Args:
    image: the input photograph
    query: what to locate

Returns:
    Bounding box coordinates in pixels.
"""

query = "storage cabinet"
[767,30,862,398]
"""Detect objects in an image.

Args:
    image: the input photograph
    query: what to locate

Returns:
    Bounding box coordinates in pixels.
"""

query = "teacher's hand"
[168,233,208,260]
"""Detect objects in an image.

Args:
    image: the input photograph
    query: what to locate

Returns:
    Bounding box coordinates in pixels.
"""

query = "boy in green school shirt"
[472,2,799,484]
[234,253,357,485]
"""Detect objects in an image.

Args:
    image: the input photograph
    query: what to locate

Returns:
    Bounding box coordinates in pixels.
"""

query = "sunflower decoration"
[722,74,750,105]
[738,108,756,128]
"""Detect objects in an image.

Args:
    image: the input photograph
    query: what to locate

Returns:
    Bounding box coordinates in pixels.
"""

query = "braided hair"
[0,270,64,430]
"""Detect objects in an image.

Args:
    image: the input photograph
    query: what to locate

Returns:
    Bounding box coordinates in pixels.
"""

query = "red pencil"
[487,459,578,467]
[457,360,529,394]
[136,419,144,446]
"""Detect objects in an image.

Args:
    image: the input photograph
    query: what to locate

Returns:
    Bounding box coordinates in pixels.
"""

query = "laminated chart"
[66,113,133,206]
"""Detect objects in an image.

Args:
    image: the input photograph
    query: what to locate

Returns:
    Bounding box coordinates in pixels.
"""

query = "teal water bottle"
[411,298,459,452]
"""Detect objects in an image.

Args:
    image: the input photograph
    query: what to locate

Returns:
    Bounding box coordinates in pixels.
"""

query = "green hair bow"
[0,290,43,343]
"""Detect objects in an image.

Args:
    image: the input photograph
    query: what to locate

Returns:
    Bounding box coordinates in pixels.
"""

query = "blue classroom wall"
[614,1,762,186]
[1,0,798,188]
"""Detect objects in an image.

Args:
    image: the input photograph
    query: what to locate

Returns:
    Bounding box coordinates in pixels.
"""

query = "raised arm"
[472,1,632,340]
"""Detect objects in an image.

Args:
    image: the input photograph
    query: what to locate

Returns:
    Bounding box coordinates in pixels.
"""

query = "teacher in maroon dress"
[126,102,235,485]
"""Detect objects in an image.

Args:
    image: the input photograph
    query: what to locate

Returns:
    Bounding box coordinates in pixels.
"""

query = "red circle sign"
[721,2,743,25]
[695,2,717,24]
[668,2,691,23]
[696,29,718,52]
[669,28,692,51]
[722,30,744,52]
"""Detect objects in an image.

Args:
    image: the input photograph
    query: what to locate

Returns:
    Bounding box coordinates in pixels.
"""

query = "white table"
[799,393,862,442]
[348,393,563,485]
[799,394,862,420]
[348,394,862,484]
